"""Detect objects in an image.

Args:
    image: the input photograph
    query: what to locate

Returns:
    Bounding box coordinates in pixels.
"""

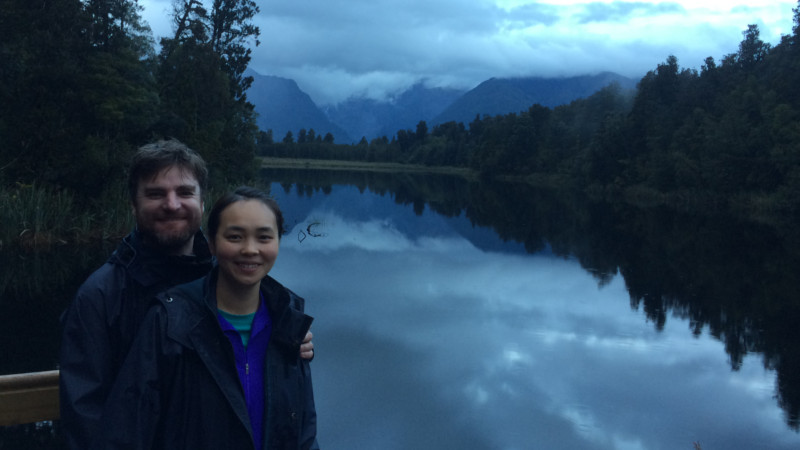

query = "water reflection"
[262,172,800,449]
[276,219,783,448]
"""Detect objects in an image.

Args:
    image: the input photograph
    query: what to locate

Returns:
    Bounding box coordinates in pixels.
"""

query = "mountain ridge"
[324,83,466,142]
[247,70,352,143]
[432,72,638,126]
[248,70,638,144]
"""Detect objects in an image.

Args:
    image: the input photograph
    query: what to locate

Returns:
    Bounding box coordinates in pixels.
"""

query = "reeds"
[0,183,72,248]
[0,183,132,250]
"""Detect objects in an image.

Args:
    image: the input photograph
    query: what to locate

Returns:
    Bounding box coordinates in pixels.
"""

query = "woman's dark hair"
[207,186,285,240]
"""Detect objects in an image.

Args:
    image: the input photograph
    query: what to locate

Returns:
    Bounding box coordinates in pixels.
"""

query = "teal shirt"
[217,309,256,347]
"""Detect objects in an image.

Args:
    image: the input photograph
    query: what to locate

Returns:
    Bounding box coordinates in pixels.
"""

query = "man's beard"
[137,218,200,252]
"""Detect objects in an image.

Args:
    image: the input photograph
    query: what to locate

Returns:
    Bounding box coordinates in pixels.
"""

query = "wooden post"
[0,370,60,426]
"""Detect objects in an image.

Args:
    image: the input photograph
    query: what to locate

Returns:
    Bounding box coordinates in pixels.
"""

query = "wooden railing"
[0,370,59,426]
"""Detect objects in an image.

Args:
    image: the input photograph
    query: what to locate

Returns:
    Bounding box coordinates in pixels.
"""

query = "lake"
[2,169,799,449]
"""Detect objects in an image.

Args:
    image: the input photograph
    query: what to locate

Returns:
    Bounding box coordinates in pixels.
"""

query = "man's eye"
[226,235,242,241]
[145,192,164,199]
[178,190,196,197]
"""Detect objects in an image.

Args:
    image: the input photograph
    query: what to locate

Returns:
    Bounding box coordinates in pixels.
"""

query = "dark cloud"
[576,2,686,24]
[140,0,795,105]
[502,3,563,28]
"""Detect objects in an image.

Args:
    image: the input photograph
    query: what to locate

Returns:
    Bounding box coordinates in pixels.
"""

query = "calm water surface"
[266,179,799,450]
[1,171,799,449]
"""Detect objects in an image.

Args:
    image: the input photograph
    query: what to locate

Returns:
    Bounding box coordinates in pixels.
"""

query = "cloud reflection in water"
[269,204,797,450]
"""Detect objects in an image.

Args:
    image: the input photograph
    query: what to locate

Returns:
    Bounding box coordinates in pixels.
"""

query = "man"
[59,139,313,449]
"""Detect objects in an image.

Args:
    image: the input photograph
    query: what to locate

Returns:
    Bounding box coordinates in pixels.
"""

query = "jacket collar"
[110,230,213,287]
[196,268,313,354]
[159,268,314,443]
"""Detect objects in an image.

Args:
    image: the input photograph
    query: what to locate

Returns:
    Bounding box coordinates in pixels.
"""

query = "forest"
[1,0,261,196]
[2,1,800,242]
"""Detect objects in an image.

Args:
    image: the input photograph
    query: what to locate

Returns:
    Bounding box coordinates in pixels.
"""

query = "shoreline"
[259,157,477,178]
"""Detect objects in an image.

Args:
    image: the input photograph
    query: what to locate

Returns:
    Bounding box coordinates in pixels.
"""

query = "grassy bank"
[259,157,477,179]
[258,157,584,191]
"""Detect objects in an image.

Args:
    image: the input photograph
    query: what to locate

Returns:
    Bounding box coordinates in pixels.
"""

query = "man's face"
[133,166,203,255]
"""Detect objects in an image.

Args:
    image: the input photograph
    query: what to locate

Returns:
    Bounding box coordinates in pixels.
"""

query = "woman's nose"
[242,238,258,254]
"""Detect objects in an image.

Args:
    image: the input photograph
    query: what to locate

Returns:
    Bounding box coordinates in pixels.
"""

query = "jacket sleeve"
[292,295,319,450]
[300,358,320,450]
[59,271,118,450]
[92,305,170,450]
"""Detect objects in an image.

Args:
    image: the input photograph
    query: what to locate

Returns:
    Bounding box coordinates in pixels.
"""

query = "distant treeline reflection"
[263,168,800,430]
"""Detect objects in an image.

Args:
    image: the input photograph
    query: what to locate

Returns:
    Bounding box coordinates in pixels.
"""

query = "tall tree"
[737,24,770,70]
[84,0,152,51]
[209,0,260,99]
[155,0,261,183]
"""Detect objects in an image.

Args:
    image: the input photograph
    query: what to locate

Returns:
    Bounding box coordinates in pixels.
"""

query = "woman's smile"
[211,200,280,291]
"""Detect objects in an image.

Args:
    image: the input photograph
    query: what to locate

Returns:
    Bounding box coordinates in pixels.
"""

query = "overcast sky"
[140,0,797,105]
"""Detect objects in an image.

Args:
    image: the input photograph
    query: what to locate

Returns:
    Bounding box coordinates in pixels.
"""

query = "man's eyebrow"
[141,184,196,192]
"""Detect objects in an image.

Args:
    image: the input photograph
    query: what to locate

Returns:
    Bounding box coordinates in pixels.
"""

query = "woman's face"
[211,199,280,289]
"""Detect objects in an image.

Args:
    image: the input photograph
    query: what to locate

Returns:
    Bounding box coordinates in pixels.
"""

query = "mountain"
[432,72,638,126]
[245,70,638,144]
[246,70,351,143]
[323,83,466,142]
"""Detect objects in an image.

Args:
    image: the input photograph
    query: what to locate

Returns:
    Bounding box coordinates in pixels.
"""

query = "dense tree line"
[260,3,800,219]
[0,0,260,197]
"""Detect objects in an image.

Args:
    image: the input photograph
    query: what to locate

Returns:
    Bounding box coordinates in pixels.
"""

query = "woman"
[96,186,319,450]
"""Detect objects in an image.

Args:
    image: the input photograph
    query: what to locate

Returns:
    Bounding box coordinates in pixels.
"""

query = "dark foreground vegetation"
[3,1,800,246]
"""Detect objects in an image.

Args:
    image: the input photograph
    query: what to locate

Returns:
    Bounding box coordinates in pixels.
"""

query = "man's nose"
[163,192,181,210]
